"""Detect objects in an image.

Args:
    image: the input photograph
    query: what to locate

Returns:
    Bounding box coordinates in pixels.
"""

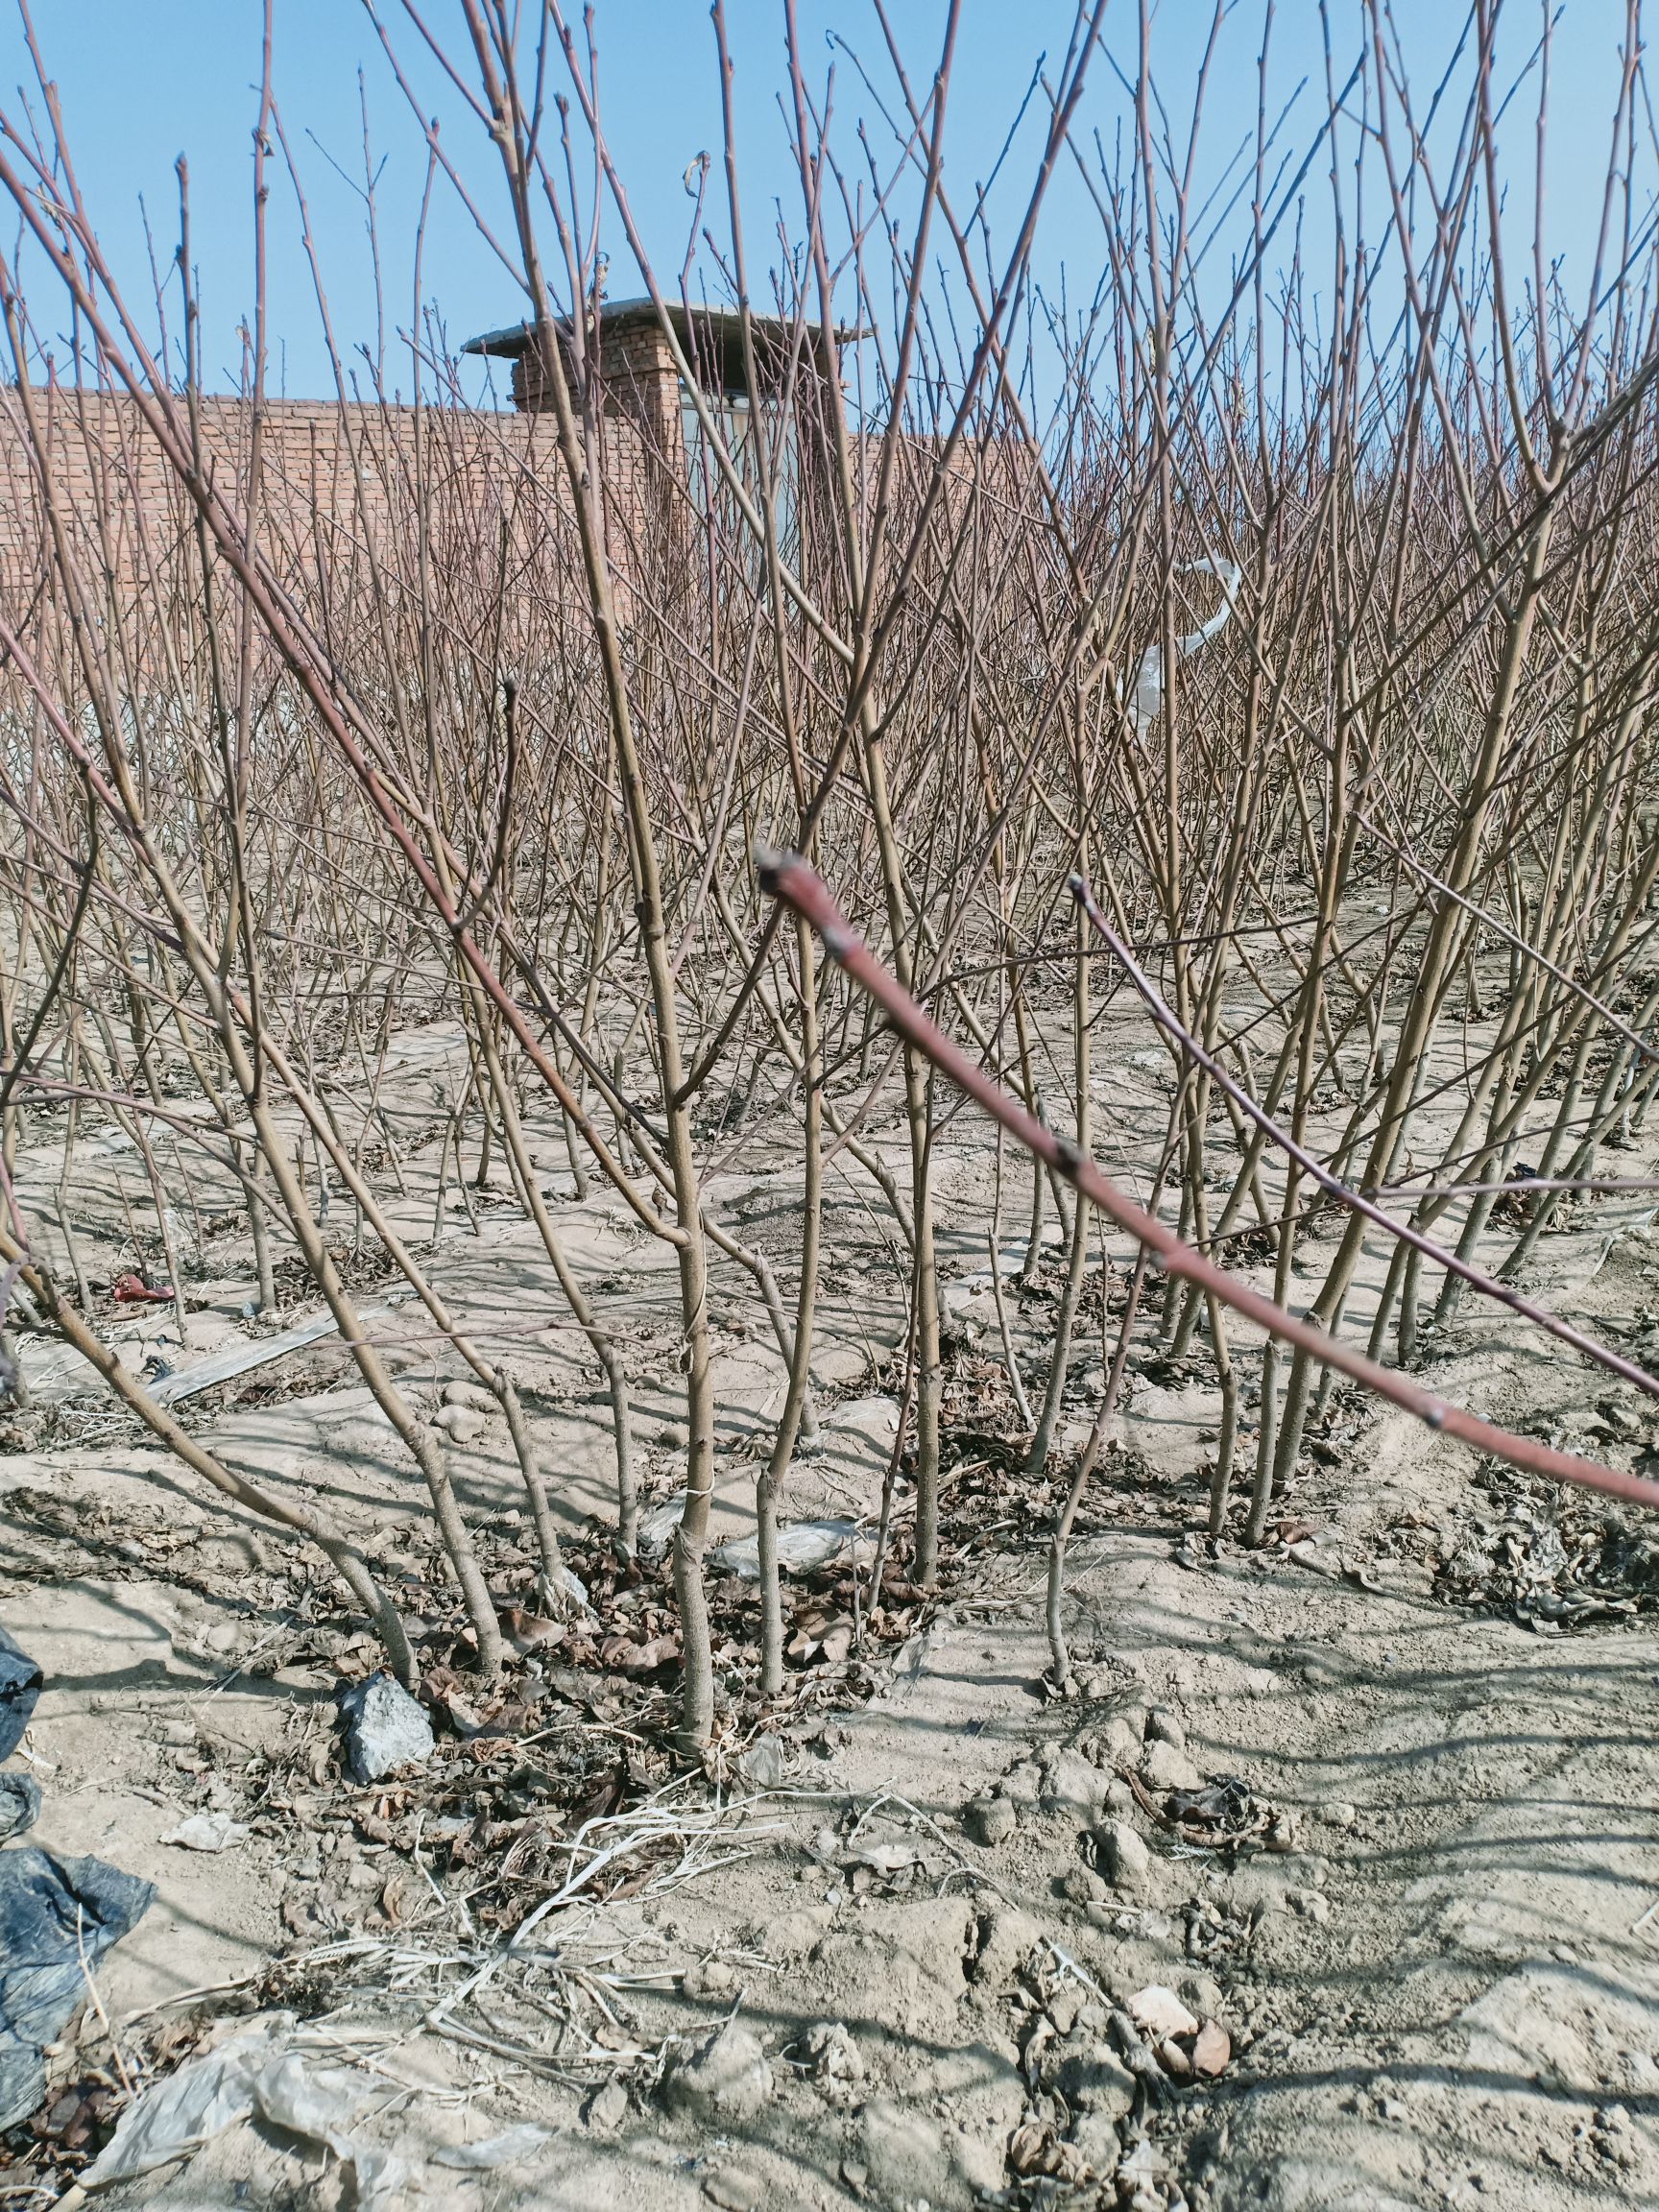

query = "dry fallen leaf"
[498,1606,566,1654]
[1007,2120,1091,2183]
[616,1633,679,1673]
[379,1865,425,1926]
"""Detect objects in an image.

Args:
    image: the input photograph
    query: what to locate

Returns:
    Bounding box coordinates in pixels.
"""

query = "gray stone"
[585,2078,629,2132]
[1097,1817,1152,1893]
[805,2021,864,2107]
[1043,1751,1111,1818]
[1141,1739,1204,1793]
[1000,1759,1045,1810]
[1070,2108,1123,2173]
[1181,1971,1225,2018]
[967,1902,1048,1991]
[1094,1712,1145,1766]
[661,2020,773,2122]
[965,1793,1017,1847]
[338,1672,434,1784]
[431,1403,485,1443]
[1057,2040,1138,2120]
[703,2168,765,2211]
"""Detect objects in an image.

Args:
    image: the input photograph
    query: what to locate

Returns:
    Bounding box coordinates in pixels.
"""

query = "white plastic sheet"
[83,2024,404,2206]
[431,2123,553,2169]
[1123,558,1242,733]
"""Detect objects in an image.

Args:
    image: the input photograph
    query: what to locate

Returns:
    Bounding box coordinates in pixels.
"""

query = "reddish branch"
[757,845,1659,1513]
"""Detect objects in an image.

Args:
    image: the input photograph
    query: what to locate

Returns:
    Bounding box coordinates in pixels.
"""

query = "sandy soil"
[4,1009,1659,2211]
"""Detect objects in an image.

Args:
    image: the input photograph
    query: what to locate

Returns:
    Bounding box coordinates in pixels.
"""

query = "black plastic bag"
[0,1626,41,1763]
[0,1771,39,1840]
[0,1848,155,2130]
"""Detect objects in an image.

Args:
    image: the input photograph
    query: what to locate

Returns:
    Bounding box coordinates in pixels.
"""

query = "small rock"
[759,1905,834,1960]
[1144,1707,1186,1750]
[1180,1972,1224,2017]
[1097,1818,1151,1893]
[1322,1801,1358,1830]
[0,1772,41,1839]
[1070,2110,1122,2172]
[967,1902,1048,1992]
[682,1958,738,2000]
[805,2021,864,2108]
[661,2020,773,2122]
[1043,1751,1111,1818]
[443,1378,493,1411]
[1191,2019,1232,2076]
[1060,1865,1109,1906]
[1000,1759,1045,1810]
[585,2078,629,2132]
[431,1404,486,1443]
[1056,2041,1137,2120]
[338,1672,435,1785]
[1094,1713,1144,1765]
[1140,1740,1204,1793]
[965,1793,1017,1847]
[703,2170,765,2212]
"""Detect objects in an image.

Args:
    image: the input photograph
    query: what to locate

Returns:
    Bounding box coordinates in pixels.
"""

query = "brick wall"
[0,390,590,603]
[0,364,1000,649]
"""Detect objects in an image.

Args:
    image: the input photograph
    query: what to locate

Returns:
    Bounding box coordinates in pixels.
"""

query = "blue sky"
[0,3,1647,409]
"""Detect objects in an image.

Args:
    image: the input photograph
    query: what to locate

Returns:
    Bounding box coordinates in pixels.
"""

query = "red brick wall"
[0,390,588,602]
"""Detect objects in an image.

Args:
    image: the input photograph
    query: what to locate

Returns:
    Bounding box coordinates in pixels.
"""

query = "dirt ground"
[4,1015,1659,2211]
